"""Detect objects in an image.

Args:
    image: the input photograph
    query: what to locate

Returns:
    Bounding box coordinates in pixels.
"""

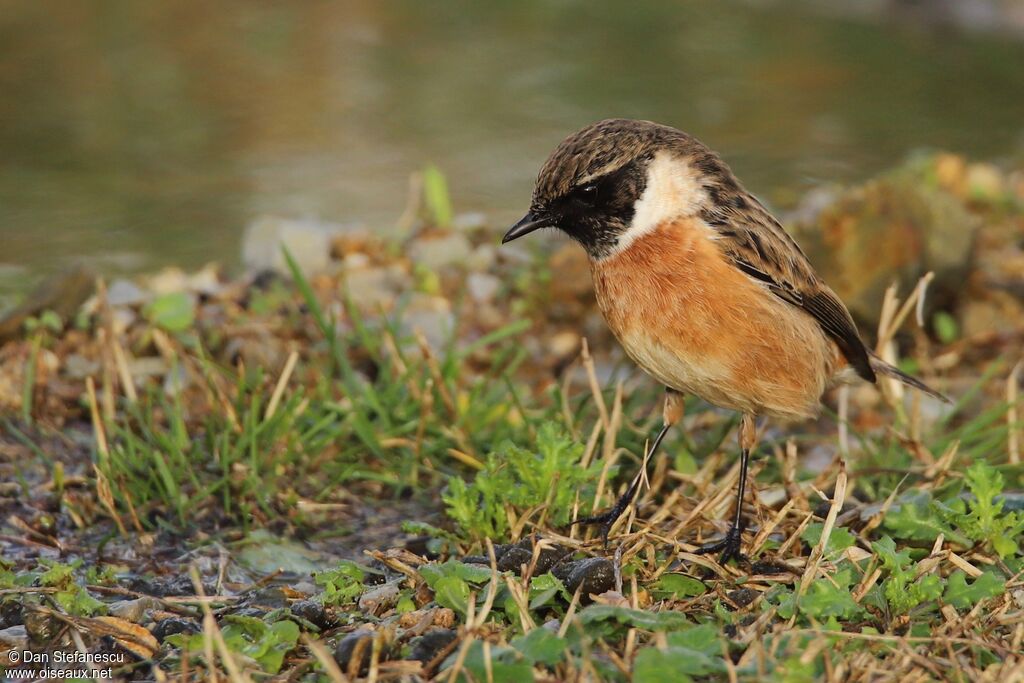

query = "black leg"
[694,444,749,564]
[573,421,672,547]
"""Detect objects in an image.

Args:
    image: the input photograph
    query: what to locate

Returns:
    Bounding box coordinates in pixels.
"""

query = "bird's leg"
[695,412,756,565]
[574,388,684,547]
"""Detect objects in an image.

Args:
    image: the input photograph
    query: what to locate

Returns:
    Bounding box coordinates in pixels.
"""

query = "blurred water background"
[2,0,1024,293]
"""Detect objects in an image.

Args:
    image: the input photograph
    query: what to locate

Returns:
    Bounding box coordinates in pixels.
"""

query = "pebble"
[109,597,159,623]
[401,295,454,350]
[0,625,28,650]
[453,212,487,232]
[242,216,348,277]
[290,599,335,630]
[358,579,402,615]
[150,617,199,641]
[466,272,501,303]
[334,629,376,675]
[407,628,458,663]
[407,233,472,270]
[107,279,151,307]
[549,331,580,359]
[552,557,616,598]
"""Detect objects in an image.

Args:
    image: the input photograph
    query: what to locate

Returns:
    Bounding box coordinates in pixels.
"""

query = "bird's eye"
[575,183,599,205]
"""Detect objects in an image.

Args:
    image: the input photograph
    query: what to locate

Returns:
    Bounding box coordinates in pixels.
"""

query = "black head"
[502,118,705,258]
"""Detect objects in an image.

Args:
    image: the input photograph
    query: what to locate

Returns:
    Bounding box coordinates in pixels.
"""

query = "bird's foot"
[694,527,746,565]
[571,507,624,549]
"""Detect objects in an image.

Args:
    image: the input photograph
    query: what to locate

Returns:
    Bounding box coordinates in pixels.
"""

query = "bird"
[501,118,947,564]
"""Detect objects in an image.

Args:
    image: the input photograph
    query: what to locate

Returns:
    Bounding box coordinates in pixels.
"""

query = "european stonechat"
[502,118,947,563]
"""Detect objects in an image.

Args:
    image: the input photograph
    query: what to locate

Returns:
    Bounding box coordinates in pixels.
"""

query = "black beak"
[501,212,548,244]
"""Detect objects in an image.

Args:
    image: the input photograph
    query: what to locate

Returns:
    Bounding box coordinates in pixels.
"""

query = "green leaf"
[313,561,366,606]
[943,570,1006,609]
[577,605,692,631]
[872,536,942,614]
[801,523,856,556]
[665,624,724,656]
[650,573,706,599]
[933,311,959,343]
[433,575,470,614]
[633,647,698,682]
[456,641,534,683]
[144,292,195,332]
[529,573,568,609]
[511,628,567,666]
[422,164,453,228]
[884,494,969,546]
[799,577,863,620]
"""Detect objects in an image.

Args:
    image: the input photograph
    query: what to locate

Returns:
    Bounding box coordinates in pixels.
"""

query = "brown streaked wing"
[709,198,877,383]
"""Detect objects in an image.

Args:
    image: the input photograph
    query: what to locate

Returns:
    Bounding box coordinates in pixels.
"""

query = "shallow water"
[2,0,1023,292]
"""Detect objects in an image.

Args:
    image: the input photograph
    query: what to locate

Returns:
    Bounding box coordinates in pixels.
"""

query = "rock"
[552,557,616,598]
[0,625,28,650]
[453,212,487,232]
[334,629,375,676]
[407,628,458,663]
[343,265,410,309]
[109,597,159,623]
[64,354,101,379]
[106,279,151,307]
[242,216,349,277]
[789,162,977,322]
[466,245,497,271]
[290,600,336,630]
[0,265,95,343]
[406,233,472,270]
[358,580,401,615]
[150,617,199,641]
[466,273,501,303]
[549,331,580,360]
[496,547,533,573]
[727,588,758,608]
[401,295,454,350]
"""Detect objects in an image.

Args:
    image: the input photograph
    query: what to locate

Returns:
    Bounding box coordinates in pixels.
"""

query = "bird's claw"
[571,508,623,549]
[694,528,746,565]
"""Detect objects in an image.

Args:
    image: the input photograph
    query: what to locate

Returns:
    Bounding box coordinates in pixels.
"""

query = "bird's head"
[502,118,733,259]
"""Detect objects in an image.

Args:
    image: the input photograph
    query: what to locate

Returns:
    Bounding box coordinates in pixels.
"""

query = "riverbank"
[1,153,1022,681]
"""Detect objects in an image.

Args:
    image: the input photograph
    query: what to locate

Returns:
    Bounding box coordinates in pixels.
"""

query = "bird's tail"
[868,352,951,404]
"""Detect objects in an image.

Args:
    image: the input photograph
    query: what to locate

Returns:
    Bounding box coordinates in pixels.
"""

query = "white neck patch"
[605,151,708,257]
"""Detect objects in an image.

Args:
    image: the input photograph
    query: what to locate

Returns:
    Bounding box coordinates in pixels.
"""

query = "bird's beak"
[502,212,548,244]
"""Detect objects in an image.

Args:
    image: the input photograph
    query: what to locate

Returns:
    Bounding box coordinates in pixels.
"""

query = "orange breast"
[590,219,838,420]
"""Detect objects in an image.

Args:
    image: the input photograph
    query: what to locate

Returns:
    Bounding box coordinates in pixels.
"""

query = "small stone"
[242,216,348,277]
[433,608,456,628]
[150,617,199,641]
[466,244,497,271]
[64,354,101,379]
[334,629,375,676]
[496,547,533,573]
[552,557,615,598]
[453,212,487,232]
[407,628,458,663]
[0,625,28,650]
[549,331,580,359]
[342,252,371,270]
[466,273,501,303]
[109,597,158,623]
[402,295,454,350]
[343,267,407,309]
[106,279,150,307]
[407,233,472,270]
[290,599,335,629]
[358,580,401,616]
[727,588,758,608]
